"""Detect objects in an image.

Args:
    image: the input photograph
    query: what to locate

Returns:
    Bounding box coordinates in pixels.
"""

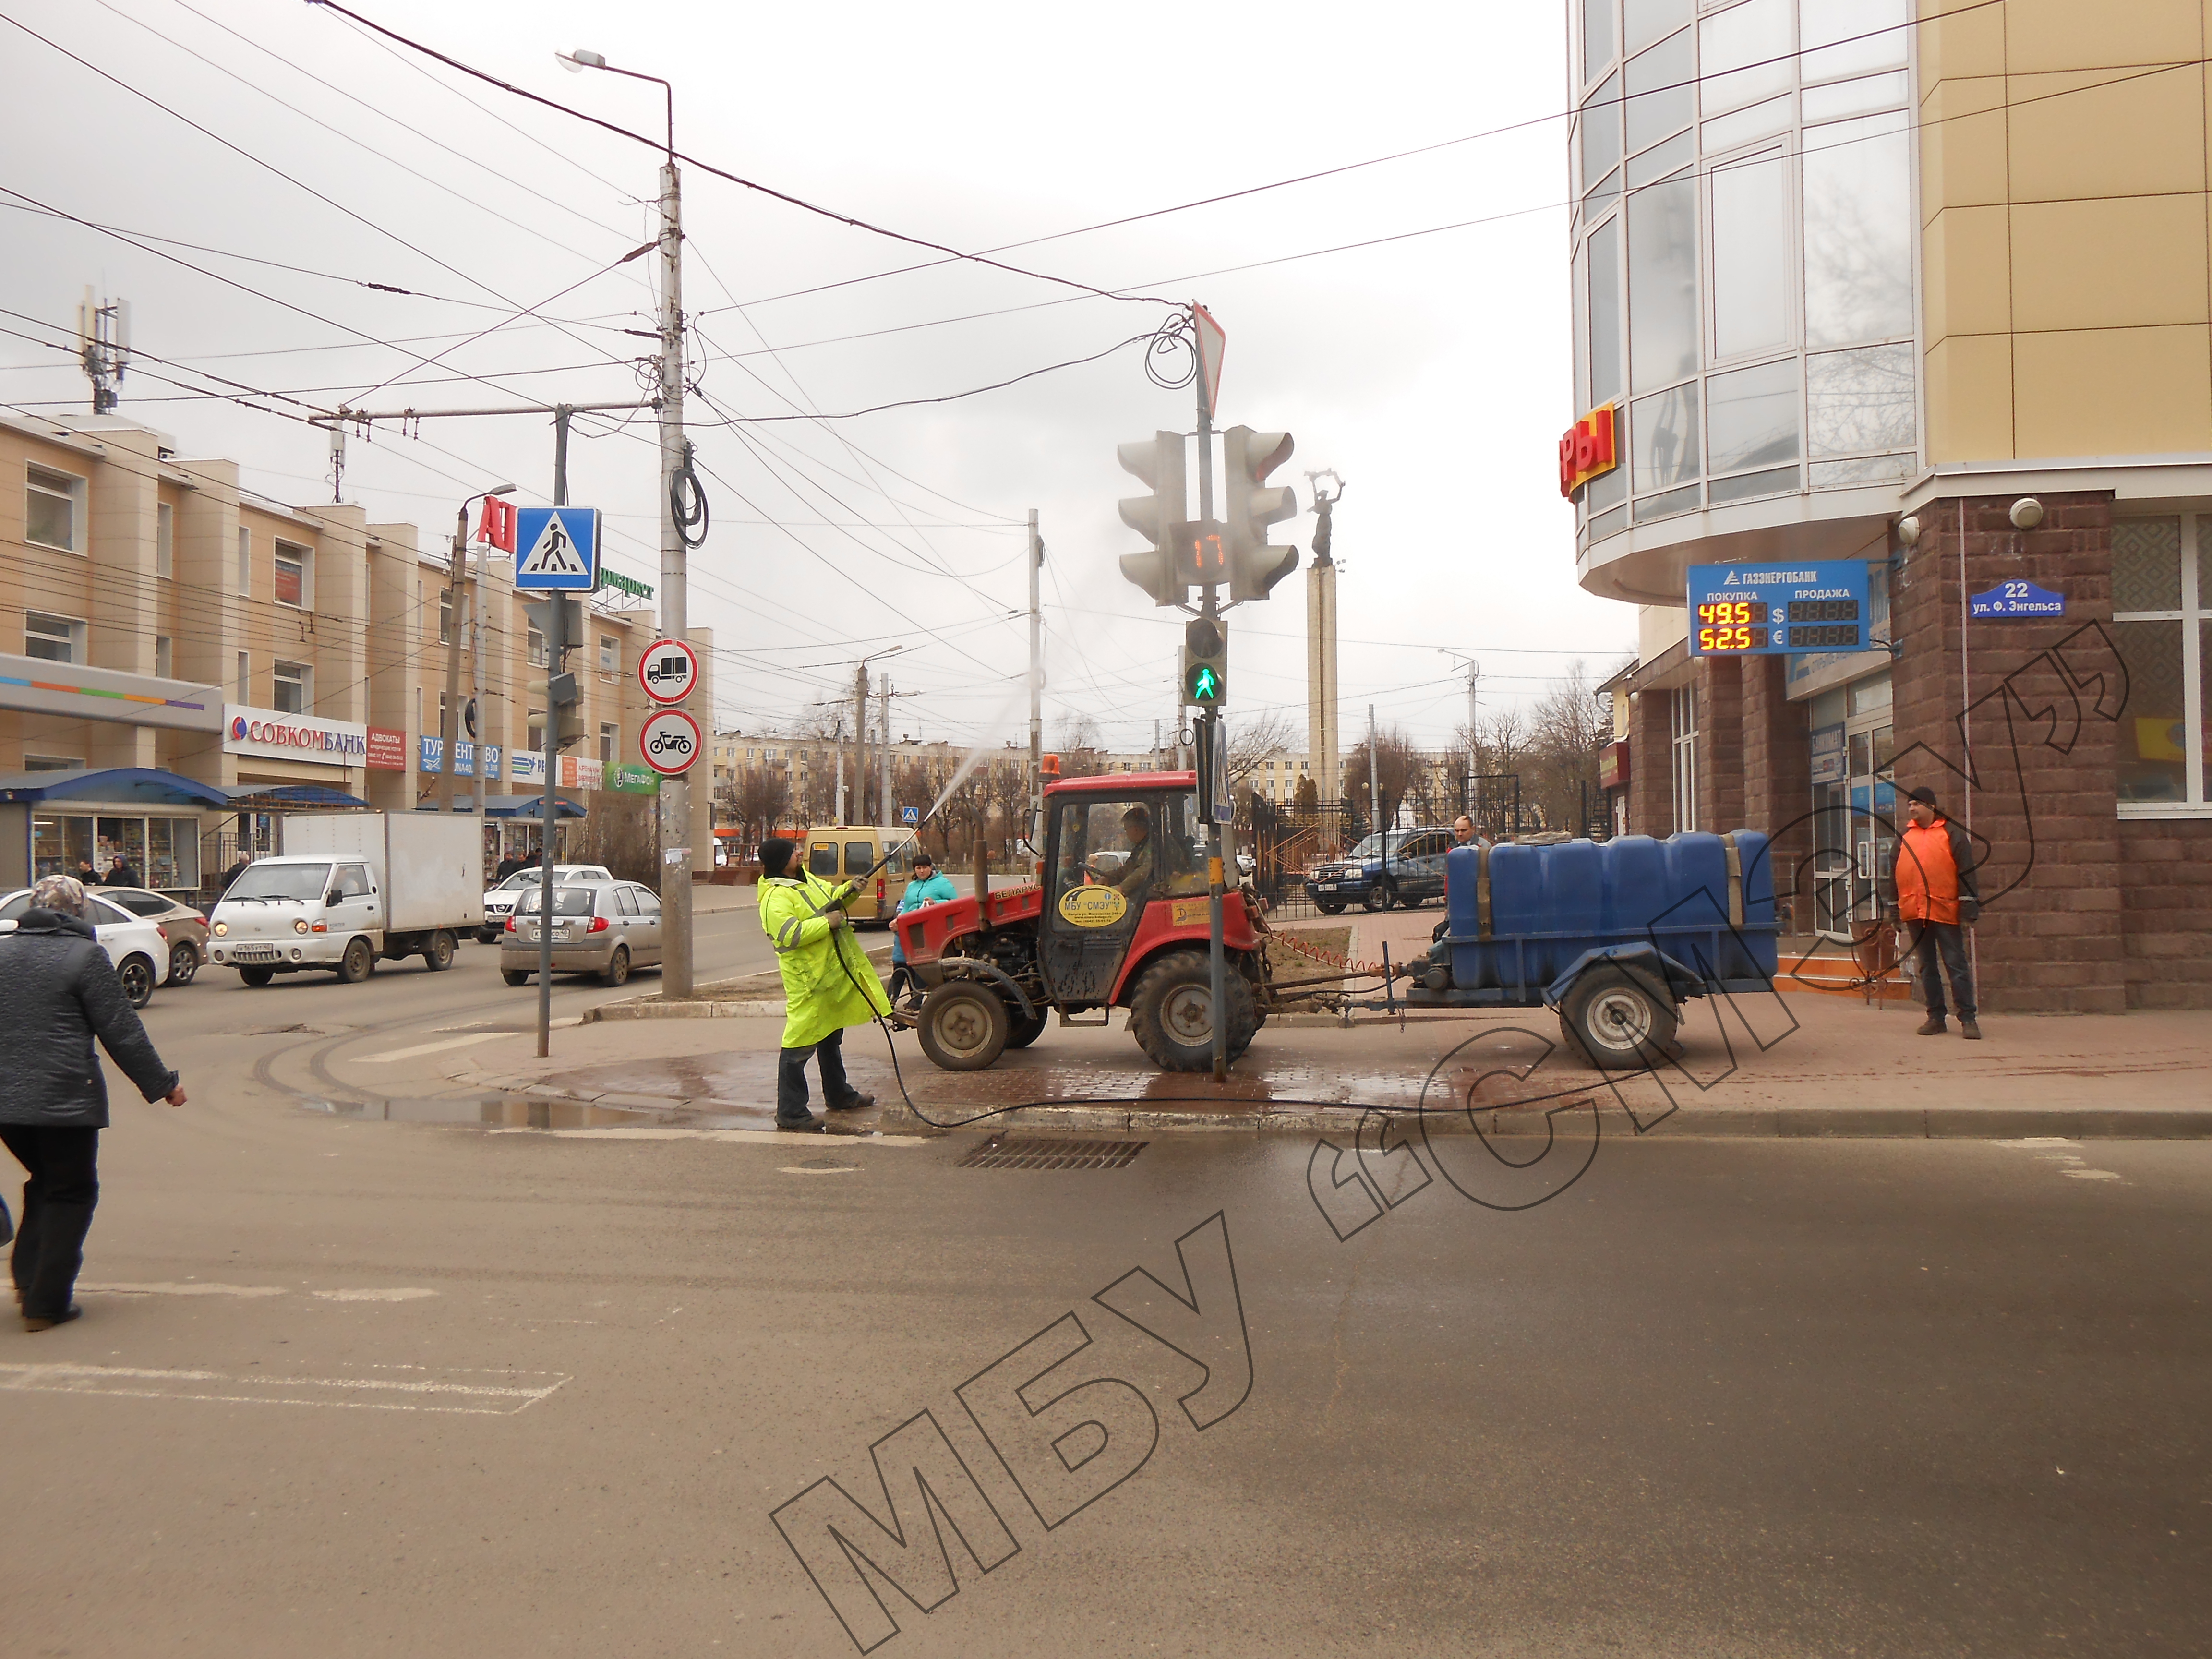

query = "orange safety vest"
[1896,817,1961,925]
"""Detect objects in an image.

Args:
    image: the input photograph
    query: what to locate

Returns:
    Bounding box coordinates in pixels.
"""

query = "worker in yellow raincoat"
[757,838,891,1131]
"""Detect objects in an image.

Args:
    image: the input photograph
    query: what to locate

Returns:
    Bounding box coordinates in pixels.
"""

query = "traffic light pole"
[537,409,572,1059]
[1195,376,1228,1083]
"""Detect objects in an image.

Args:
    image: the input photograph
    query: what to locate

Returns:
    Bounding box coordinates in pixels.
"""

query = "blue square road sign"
[514,507,601,591]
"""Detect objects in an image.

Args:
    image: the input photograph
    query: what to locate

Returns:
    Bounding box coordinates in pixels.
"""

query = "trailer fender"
[938,956,1038,1023]
[1542,943,1700,1012]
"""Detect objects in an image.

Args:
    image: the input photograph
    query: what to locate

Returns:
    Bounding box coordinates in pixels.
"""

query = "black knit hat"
[1905,786,1939,806]
[757,838,796,876]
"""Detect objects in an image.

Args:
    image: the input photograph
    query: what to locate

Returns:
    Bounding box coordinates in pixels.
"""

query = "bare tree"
[1524,659,1619,835]
[1343,723,1423,832]
[1053,712,1107,778]
[1225,705,1299,793]
[732,767,793,842]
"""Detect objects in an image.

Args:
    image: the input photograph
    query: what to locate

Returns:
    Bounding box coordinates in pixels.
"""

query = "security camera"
[1897,515,1921,547]
[2010,497,2044,530]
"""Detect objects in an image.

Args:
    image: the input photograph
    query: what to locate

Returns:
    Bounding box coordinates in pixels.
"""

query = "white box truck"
[207,813,483,986]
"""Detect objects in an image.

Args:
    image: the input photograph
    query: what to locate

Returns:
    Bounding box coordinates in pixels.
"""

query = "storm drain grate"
[958,1137,1147,1171]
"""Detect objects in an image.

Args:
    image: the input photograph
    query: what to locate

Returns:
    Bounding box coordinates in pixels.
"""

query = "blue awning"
[487,794,587,820]
[0,767,232,808]
[222,783,371,808]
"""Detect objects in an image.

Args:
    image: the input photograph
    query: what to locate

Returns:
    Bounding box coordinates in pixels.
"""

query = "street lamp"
[438,483,516,817]
[554,43,696,993]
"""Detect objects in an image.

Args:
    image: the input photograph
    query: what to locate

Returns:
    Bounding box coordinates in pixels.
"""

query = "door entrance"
[1808,671,1896,942]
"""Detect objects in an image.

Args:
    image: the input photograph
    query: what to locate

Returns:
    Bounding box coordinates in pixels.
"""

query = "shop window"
[31,814,94,879]
[2112,517,2208,809]
[24,464,82,552]
[274,659,311,715]
[1670,685,1698,833]
[24,611,82,664]
[156,502,174,578]
[275,541,311,608]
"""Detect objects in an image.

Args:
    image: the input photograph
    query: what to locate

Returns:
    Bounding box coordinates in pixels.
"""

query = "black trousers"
[1,1125,100,1320]
[1910,921,1976,1019]
[778,1029,854,1124]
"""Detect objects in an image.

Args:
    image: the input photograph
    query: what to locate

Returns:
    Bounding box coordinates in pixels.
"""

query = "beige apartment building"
[1567,0,2212,1010]
[0,411,700,890]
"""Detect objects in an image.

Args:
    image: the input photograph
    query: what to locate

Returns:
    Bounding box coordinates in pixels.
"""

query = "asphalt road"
[3,978,2208,1659]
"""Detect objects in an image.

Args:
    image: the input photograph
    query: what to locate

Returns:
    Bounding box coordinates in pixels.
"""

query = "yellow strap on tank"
[1721,831,1744,929]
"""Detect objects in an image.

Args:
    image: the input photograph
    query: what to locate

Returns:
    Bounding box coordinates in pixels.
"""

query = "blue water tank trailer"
[1407,830,1781,1068]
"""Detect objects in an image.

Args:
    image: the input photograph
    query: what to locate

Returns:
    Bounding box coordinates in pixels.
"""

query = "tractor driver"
[1106,805,1154,900]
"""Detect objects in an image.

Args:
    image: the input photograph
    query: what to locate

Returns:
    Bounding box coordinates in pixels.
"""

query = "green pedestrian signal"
[1180,616,1227,708]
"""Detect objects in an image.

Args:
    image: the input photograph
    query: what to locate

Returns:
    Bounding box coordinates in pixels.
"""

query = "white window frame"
[25,464,84,553]
[599,721,618,766]
[274,658,312,715]
[599,634,618,674]
[1671,683,1699,833]
[274,539,312,609]
[24,610,83,664]
[2114,515,2210,817]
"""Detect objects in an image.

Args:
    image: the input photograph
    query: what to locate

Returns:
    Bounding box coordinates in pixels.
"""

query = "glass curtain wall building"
[1570,0,1917,595]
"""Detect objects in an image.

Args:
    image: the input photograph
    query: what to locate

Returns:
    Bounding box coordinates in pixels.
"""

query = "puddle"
[296,1094,887,1138]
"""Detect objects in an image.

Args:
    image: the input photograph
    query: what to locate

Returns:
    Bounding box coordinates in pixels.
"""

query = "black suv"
[1303,828,1455,912]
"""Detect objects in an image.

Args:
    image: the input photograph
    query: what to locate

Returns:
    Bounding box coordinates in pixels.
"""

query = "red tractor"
[894,770,1273,1072]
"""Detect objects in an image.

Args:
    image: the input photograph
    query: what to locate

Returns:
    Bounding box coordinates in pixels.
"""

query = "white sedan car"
[0,887,168,1008]
[478,864,612,942]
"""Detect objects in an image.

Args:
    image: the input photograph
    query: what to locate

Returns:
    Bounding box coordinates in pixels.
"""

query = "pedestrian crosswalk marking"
[519,514,588,577]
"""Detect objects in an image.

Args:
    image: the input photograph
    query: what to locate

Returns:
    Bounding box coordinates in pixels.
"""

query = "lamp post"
[438,483,516,817]
[557,45,697,995]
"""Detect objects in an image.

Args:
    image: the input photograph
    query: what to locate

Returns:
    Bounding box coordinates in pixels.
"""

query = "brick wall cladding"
[1628,685,1671,836]
[1740,654,1814,935]
[2119,819,2212,1008]
[1694,656,1746,833]
[1890,492,2128,1013]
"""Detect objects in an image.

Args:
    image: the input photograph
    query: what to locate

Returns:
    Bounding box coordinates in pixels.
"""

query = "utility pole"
[561,46,696,995]
[1027,509,1043,854]
[878,673,891,829]
[853,662,870,825]
[1368,703,1381,836]
[437,518,468,815]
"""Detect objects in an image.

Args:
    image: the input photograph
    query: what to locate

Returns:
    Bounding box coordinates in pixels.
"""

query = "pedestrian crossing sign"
[514,507,600,590]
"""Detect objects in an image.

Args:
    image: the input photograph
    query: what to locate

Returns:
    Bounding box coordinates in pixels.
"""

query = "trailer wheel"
[1129,949,1258,1072]
[335,937,376,984]
[1561,964,1677,1070]
[1005,1005,1048,1049]
[919,982,1009,1071]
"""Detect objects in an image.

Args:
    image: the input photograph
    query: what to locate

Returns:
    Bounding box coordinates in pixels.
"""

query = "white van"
[208,813,481,986]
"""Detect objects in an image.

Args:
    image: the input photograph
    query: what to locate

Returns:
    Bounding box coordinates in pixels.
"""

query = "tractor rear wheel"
[918,981,1009,1071]
[1128,949,1258,1072]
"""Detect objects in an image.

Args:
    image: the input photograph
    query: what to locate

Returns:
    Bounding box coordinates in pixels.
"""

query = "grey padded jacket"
[0,909,177,1129]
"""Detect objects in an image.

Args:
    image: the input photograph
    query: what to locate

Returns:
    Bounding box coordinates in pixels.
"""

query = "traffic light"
[1222,425,1300,602]
[527,666,584,751]
[1181,615,1227,708]
[1117,430,1188,607]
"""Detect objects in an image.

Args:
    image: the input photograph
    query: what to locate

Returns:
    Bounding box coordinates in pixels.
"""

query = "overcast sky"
[1,0,1634,755]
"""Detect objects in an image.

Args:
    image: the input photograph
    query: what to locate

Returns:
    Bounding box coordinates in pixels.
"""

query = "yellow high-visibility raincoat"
[759,869,890,1049]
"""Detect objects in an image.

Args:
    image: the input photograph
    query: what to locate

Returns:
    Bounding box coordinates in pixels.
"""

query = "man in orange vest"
[1895,786,1982,1039]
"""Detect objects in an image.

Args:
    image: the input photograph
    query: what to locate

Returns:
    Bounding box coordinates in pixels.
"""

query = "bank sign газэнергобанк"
[222,705,367,766]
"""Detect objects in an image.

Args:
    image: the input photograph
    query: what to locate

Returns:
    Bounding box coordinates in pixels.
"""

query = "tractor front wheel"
[1129,949,1258,1072]
[918,981,1009,1072]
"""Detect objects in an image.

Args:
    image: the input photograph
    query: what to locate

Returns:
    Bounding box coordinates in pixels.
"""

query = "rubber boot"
[18,1200,94,1325]
[1916,1013,1947,1036]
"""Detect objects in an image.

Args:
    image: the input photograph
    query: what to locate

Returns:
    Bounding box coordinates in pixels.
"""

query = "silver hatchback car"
[499,879,663,987]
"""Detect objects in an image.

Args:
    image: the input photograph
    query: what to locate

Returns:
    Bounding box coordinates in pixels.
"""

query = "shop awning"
[485,794,586,820]
[0,767,232,808]
[221,783,371,809]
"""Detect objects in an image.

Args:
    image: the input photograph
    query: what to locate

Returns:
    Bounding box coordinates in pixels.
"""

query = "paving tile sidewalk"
[375,994,2212,1140]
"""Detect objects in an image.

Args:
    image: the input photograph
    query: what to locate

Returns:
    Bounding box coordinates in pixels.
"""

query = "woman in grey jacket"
[0,874,186,1331]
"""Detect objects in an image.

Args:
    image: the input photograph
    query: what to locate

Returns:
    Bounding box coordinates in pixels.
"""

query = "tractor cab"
[897,769,1268,1073]
[1038,775,1214,1005]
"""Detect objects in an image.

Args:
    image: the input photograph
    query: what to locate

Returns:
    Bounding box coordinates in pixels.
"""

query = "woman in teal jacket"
[888,850,959,1009]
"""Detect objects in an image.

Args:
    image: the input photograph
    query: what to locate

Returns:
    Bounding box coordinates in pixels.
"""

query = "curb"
[453,1075,2212,1141]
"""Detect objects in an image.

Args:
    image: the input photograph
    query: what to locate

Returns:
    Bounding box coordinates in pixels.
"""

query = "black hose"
[670,439,708,548]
